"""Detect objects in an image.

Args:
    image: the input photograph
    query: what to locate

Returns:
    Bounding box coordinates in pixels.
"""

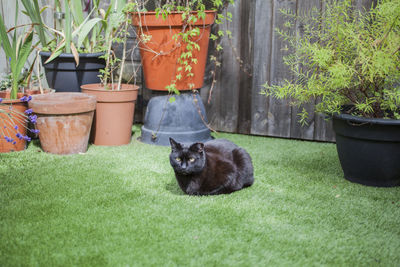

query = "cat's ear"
[190,142,204,153]
[169,138,182,151]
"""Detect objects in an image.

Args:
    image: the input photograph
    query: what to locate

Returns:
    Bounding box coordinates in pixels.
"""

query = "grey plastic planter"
[140,92,212,146]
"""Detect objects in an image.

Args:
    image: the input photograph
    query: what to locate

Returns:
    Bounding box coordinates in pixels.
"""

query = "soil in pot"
[81,83,139,146]
[28,92,96,154]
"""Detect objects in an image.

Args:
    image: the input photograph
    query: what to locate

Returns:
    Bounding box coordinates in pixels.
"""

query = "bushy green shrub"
[262,0,400,123]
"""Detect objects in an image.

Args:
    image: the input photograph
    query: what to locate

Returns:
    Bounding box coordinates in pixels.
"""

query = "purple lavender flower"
[29,128,40,134]
[23,135,31,142]
[0,98,2,103]
[14,125,19,130]
[16,133,23,140]
[29,114,37,124]
[19,95,32,102]
[24,109,33,115]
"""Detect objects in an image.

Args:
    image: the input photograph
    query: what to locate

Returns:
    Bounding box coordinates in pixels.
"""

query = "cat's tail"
[232,148,254,188]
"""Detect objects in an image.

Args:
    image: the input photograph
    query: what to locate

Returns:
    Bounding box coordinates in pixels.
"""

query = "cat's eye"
[175,157,181,162]
[189,158,195,163]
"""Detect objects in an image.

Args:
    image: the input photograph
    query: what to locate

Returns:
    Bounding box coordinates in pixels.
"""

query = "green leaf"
[77,18,102,49]
[20,0,47,47]
[64,0,71,53]
[71,0,85,25]
[0,13,13,59]
[14,32,33,82]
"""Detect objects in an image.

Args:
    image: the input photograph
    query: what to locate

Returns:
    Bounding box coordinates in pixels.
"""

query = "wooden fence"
[1,0,375,142]
[196,0,375,142]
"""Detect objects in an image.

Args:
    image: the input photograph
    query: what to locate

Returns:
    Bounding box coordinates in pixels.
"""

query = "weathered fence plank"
[250,0,273,136]
[236,0,255,135]
[203,1,242,133]
[266,0,296,138]
[289,0,321,141]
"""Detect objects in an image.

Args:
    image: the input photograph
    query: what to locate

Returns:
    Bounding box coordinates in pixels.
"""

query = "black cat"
[169,138,254,195]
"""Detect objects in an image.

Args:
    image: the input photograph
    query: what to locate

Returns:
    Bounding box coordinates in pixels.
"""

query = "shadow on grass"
[165,178,185,196]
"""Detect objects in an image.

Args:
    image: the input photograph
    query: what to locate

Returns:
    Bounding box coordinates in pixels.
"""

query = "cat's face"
[169,138,206,175]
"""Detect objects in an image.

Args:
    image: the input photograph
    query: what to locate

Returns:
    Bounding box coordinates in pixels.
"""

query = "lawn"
[1,126,399,266]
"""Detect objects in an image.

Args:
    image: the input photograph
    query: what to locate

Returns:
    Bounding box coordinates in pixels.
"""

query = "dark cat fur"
[169,138,254,195]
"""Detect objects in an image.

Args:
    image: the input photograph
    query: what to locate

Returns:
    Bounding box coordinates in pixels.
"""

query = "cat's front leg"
[185,180,202,195]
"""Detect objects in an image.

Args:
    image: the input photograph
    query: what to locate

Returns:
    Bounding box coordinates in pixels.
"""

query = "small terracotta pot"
[131,11,215,90]
[81,83,139,146]
[28,93,96,154]
[0,92,28,153]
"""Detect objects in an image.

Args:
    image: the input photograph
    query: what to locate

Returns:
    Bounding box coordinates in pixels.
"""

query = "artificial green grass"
[1,126,399,266]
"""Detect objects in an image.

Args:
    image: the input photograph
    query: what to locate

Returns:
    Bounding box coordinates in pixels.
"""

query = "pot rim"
[131,10,216,26]
[80,83,139,92]
[29,92,97,114]
[39,51,106,58]
[333,113,400,126]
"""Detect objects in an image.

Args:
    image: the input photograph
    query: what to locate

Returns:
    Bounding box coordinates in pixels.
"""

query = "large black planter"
[333,113,400,187]
[40,52,106,92]
[140,92,212,146]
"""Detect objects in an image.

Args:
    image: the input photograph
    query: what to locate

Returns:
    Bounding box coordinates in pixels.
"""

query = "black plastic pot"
[40,51,106,92]
[140,92,212,146]
[333,113,400,187]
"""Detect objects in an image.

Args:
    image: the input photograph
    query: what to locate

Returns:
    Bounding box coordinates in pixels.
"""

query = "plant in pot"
[131,0,234,93]
[130,0,234,146]
[0,5,41,152]
[262,0,400,187]
[21,0,106,92]
[81,0,139,146]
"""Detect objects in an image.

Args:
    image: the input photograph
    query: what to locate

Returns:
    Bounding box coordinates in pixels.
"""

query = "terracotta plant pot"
[28,93,96,154]
[81,83,139,146]
[131,11,215,90]
[24,89,55,140]
[0,92,28,153]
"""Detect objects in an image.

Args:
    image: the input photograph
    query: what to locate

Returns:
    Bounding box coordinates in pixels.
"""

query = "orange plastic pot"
[81,83,139,146]
[28,93,96,154]
[131,11,216,91]
[0,92,28,153]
